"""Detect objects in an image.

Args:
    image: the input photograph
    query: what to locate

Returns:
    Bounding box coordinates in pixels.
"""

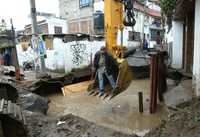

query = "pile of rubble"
[0,65,138,137]
[145,97,200,137]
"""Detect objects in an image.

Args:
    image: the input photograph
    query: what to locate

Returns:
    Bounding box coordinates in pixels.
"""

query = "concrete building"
[24,17,67,35]
[59,0,162,41]
[166,0,200,96]
[59,0,95,34]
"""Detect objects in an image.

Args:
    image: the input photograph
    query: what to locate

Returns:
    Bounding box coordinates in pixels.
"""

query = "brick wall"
[59,0,94,34]
[68,18,93,34]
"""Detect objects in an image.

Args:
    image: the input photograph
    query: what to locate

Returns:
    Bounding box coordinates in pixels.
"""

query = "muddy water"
[48,79,168,135]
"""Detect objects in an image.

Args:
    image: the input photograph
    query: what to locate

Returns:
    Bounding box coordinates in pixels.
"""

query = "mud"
[145,97,200,137]
[25,111,138,137]
[48,79,168,135]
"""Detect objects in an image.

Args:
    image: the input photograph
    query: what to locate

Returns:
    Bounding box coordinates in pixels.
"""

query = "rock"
[0,81,18,103]
[164,80,193,107]
[24,112,138,137]
[19,91,49,115]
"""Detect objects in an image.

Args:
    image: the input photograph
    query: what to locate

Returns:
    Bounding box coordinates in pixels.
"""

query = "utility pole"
[142,0,148,41]
[10,19,20,80]
[30,0,46,78]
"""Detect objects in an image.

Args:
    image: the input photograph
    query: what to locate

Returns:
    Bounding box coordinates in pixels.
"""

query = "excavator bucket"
[88,58,132,99]
[115,58,132,91]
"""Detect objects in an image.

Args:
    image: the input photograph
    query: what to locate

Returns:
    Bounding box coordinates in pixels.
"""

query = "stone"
[164,80,193,107]
[19,91,49,115]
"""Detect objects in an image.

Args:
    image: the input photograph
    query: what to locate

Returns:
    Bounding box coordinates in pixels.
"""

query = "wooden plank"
[62,81,92,96]
[0,99,4,113]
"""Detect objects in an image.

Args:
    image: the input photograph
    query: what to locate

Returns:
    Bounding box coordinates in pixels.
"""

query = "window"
[80,0,92,7]
[54,26,62,34]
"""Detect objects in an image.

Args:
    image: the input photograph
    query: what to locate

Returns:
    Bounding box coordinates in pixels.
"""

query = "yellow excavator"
[88,0,136,98]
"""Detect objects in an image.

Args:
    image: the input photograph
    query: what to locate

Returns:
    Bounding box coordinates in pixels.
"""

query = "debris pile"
[145,98,200,137]
[25,112,138,137]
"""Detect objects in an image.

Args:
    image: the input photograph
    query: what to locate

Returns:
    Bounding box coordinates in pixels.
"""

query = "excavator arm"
[88,0,136,98]
[104,0,136,58]
[104,0,135,94]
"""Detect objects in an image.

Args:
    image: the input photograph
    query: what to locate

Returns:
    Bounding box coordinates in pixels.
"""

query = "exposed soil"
[24,111,138,137]
[145,97,200,137]
[2,67,199,137]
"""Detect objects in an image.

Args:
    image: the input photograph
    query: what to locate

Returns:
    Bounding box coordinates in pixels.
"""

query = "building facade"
[59,0,162,39]
[59,0,95,34]
[166,0,200,96]
[24,17,67,35]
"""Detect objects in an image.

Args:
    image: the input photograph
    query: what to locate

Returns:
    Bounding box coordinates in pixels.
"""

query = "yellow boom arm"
[104,0,124,58]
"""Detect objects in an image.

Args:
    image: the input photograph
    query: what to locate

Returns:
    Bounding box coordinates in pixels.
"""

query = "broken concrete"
[145,97,200,137]
[18,91,49,115]
[0,80,18,103]
[164,80,193,107]
[0,65,24,77]
[24,111,138,137]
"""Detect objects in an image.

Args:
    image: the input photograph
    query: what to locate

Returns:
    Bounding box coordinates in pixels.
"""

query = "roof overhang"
[174,0,195,21]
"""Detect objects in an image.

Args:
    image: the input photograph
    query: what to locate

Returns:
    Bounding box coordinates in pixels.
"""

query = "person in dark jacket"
[93,46,118,96]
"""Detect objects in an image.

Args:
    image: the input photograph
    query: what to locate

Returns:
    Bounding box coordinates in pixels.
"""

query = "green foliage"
[160,0,176,15]
[0,19,7,33]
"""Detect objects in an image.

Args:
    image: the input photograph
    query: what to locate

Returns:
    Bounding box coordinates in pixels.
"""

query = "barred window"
[80,0,92,7]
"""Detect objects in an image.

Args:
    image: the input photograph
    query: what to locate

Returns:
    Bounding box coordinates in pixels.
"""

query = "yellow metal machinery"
[104,0,124,58]
[89,0,136,95]
[104,0,135,58]
[105,0,136,92]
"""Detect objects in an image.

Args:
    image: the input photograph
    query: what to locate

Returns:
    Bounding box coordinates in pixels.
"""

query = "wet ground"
[48,79,168,136]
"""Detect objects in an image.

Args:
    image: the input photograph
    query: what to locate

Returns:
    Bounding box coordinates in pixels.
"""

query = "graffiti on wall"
[70,42,88,65]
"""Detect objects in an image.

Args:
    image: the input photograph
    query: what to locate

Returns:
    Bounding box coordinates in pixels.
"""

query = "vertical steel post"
[138,91,143,113]
[150,53,158,114]
[10,19,20,80]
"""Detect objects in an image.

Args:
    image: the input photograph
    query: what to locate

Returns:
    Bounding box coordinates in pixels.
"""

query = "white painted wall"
[45,39,104,72]
[46,18,68,34]
[17,39,103,72]
[17,38,140,73]
[63,40,102,72]
[94,1,104,12]
[171,21,184,69]
[45,38,66,70]
[193,0,200,96]
[16,44,34,66]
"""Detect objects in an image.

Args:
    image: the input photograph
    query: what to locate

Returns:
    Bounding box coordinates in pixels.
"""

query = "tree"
[0,19,7,33]
[160,0,176,32]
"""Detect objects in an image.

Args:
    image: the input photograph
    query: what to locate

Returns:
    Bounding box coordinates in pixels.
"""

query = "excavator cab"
[88,0,135,98]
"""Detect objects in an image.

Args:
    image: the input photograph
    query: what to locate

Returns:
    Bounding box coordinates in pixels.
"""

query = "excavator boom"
[88,0,135,98]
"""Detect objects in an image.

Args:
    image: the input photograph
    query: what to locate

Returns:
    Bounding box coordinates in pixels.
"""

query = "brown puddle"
[48,79,168,135]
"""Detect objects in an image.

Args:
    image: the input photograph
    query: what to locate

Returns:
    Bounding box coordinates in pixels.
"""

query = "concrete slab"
[164,80,193,107]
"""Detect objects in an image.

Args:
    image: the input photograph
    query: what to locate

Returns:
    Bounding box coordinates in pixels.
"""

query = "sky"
[0,0,59,30]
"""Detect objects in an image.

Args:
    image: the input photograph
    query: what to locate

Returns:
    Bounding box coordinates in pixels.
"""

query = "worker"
[143,33,148,50]
[93,46,118,97]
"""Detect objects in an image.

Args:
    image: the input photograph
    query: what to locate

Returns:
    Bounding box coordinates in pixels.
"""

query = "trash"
[57,120,66,126]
